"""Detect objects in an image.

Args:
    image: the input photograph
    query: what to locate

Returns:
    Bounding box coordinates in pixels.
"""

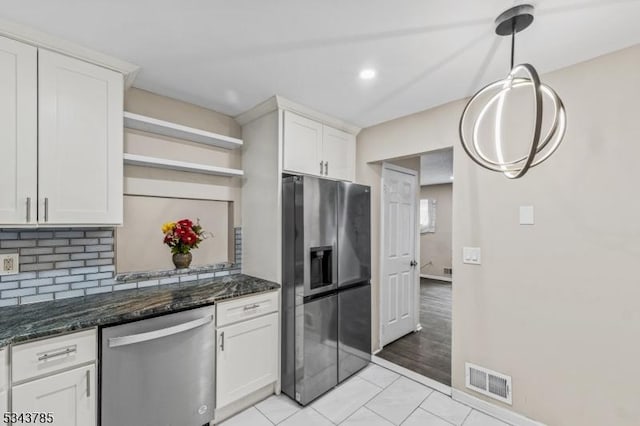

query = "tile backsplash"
[0,227,242,306]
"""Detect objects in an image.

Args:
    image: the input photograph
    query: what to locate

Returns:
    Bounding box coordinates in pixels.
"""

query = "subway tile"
[100,237,114,244]
[86,230,113,238]
[100,251,115,259]
[86,244,113,252]
[86,259,112,266]
[18,256,37,264]
[198,272,215,280]
[0,232,19,239]
[0,298,18,307]
[20,278,54,288]
[2,287,36,298]
[54,246,85,254]
[1,271,37,282]
[38,269,70,278]
[54,231,85,238]
[1,240,36,249]
[71,281,99,290]
[55,289,85,300]
[38,284,70,294]
[55,275,86,284]
[85,272,113,281]
[21,293,54,304]
[86,285,113,295]
[99,265,115,273]
[37,239,69,247]
[38,254,70,263]
[70,238,99,246]
[99,278,117,286]
[71,252,99,260]
[0,282,19,291]
[215,270,230,277]
[71,266,99,275]
[114,282,137,291]
[21,247,54,256]
[159,277,180,285]
[21,263,54,272]
[55,260,85,269]
[137,279,159,288]
[180,274,198,283]
[20,231,53,239]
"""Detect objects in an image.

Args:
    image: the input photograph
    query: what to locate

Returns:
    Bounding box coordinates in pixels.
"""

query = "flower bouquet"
[161,218,205,269]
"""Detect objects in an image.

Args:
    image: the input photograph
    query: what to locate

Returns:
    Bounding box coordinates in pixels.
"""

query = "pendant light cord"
[510,20,516,69]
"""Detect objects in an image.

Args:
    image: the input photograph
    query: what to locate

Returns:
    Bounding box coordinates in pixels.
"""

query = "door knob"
[410,260,417,267]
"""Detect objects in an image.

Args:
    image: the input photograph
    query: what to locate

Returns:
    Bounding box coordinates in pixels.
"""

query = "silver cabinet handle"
[37,345,77,362]
[325,161,328,175]
[219,331,225,352]
[243,303,260,311]
[44,197,49,222]
[108,315,213,348]
[320,161,324,174]
[26,197,31,222]
[86,369,91,397]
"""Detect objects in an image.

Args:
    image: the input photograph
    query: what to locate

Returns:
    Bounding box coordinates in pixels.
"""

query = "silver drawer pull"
[243,304,260,311]
[37,346,77,362]
[86,369,91,397]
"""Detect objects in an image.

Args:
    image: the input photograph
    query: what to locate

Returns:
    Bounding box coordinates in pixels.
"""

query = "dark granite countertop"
[0,274,279,348]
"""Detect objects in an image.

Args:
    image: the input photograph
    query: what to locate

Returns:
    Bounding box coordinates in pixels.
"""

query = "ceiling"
[421,148,454,186]
[2,0,640,127]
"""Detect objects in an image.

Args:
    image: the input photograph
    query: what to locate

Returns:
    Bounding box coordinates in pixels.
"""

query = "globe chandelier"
[459,4,567,179]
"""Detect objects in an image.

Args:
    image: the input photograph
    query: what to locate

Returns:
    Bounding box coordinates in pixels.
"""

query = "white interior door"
[381,163,418,346]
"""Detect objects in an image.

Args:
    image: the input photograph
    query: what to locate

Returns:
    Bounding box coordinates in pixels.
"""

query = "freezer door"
[295,294,338,405]
[338,182,371,287]
[338,283,372,382]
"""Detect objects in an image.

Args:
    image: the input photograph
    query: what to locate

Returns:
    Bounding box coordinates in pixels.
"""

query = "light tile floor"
[221,363,510,426]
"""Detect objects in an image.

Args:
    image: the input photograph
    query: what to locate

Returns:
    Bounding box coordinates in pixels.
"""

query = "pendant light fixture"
[459,4,566,179]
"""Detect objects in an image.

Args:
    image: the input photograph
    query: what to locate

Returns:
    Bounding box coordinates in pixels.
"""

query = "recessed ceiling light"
[359,69,377,80]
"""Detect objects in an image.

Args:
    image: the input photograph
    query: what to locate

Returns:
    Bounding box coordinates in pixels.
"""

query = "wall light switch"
[0,253,19,275]
[463,247,481,265]
[520,205,535,225]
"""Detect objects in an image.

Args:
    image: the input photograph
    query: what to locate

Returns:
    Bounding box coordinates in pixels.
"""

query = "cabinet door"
[12,364,96,426]
[216,313,278,408]
[0,36,37,225]
[283,111,323,176]
[38,49,123,225]
[322,125,355,182]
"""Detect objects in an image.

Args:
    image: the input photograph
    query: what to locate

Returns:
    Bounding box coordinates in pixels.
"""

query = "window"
[420,199,437,234]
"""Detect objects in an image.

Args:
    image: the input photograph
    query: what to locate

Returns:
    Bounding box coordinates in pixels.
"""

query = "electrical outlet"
[0,253,19,275]
[444,267,452,275]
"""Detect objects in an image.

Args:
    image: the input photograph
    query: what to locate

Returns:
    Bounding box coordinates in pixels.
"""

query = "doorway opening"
[377,148,453,387]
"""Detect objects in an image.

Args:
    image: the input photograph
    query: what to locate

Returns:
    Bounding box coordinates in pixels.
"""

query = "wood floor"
[378,278,452,386]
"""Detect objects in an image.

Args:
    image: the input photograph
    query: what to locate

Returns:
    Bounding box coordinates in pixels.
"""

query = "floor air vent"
[465,363,512,405]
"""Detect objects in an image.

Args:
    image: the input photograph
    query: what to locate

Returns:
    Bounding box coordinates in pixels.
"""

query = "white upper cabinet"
[38,50,123,225]
[282,110,355,181]
[322,125,356,182]
[283,110,323,176]
[0,36,37,225]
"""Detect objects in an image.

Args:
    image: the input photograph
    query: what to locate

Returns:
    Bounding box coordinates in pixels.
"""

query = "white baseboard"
[420,274,452,282]
[451,389,546,426]
[372,355,452,396]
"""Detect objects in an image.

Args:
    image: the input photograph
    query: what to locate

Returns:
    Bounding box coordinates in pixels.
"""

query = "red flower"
[177,219,193,228]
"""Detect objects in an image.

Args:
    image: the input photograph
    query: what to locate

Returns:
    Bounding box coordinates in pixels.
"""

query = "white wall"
[356,44,640,426]
[420,184,452,279]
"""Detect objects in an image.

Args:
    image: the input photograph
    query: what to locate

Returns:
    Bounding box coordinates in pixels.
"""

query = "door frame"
[379,162,421,348]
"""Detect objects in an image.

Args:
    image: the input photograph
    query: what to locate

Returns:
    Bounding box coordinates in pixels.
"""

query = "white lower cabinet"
[216,312,278,408]
[12,364,96,426]
[0,348,7,415]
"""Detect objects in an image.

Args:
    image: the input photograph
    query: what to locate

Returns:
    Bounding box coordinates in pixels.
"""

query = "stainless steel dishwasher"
[101,305,215,426]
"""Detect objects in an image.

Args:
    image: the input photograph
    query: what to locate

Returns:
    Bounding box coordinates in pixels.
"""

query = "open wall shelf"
[123,153,244,177]
[124,112,243,150]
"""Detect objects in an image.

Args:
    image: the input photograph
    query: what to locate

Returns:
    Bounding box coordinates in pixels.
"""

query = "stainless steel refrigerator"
[282,175,371,405]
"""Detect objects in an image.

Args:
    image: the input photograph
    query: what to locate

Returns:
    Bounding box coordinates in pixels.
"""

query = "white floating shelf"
[123,153,244,177]
[124,112,243,150]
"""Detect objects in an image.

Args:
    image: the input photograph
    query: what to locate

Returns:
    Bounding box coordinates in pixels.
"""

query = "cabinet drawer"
[12,329,97,383]
[216,291,278,327]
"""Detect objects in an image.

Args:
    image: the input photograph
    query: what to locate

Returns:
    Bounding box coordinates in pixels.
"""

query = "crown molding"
[235,95,361,135]
[0,18,140,88]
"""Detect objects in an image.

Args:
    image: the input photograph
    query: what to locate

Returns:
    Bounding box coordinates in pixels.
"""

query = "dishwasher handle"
[108,315,214,348]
